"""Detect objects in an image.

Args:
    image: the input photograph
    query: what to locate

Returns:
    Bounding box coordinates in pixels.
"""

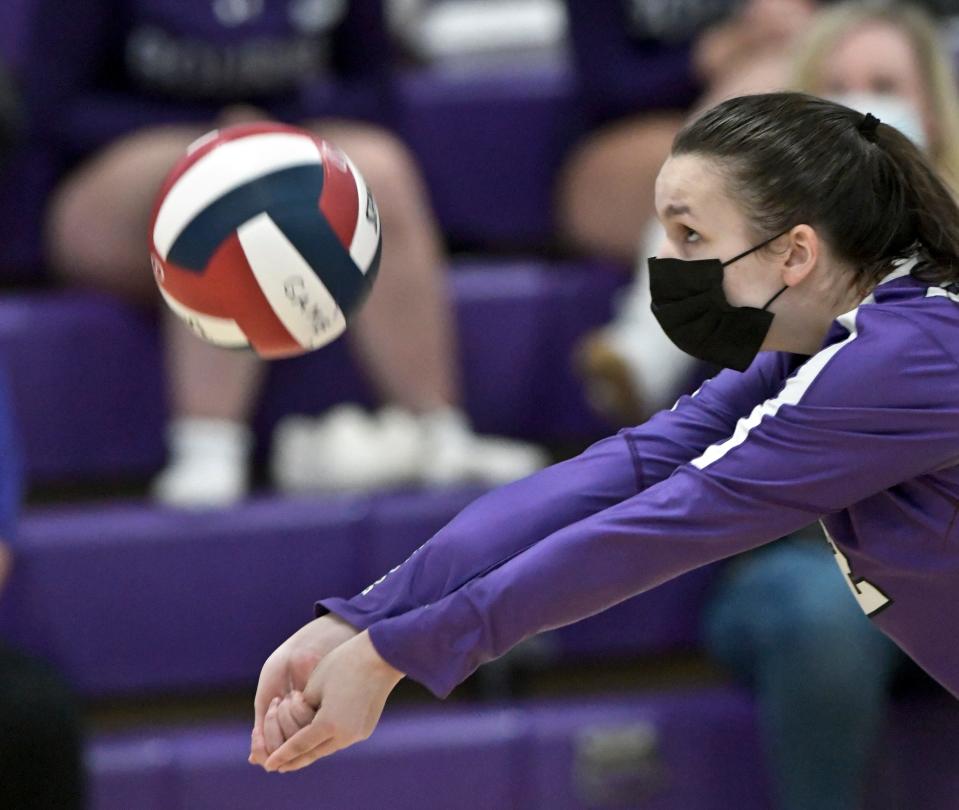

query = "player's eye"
[683,227,701,244]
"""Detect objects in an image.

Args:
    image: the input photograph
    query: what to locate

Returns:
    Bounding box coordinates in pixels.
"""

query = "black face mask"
[647,230,790,372]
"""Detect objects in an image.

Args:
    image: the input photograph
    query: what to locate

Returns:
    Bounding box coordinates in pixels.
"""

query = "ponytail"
[874,121,959,286]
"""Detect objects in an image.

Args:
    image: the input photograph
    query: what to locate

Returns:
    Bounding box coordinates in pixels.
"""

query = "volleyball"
[149,123,382,358]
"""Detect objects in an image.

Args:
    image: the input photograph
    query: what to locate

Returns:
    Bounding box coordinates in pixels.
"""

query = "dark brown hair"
[672,91,959,288]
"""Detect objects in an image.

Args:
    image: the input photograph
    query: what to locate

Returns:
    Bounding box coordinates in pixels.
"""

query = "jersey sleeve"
[317,352,791,631]
[364,311,959,697]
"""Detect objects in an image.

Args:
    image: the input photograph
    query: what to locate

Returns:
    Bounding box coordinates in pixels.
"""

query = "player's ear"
[781,224,818,287]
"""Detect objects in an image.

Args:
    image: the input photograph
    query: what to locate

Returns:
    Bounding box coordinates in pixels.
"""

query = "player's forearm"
[316,433,639,628]
[365,469,814,698]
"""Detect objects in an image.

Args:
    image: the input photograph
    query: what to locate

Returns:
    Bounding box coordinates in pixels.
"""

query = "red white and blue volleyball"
[149,123,381,358]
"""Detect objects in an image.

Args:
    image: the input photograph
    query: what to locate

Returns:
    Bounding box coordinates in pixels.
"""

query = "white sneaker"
[417,408,548,487]
[151,418,252,508]
[271,406,548,493]
[271,405,423,493]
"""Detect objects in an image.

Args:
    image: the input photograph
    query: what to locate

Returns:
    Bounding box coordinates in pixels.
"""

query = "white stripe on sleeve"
[691,309,860,470]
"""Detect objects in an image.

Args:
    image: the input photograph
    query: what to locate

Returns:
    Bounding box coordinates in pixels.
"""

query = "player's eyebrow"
[664,203,693,219]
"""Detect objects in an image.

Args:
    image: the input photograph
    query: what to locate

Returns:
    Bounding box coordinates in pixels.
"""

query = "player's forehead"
[654,153,739,227]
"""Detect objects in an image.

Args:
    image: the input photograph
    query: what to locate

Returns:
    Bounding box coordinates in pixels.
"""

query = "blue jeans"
[703,533,904,810]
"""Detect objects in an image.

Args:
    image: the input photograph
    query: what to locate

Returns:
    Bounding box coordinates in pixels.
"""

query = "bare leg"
[305,121,459,413]
[555,112,684,263]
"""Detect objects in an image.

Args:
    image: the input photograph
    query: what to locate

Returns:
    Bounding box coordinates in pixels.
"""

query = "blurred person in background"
[566,3,959,809]
[559,0,820,272]
[26,0,544,508]
[0,60,86,810]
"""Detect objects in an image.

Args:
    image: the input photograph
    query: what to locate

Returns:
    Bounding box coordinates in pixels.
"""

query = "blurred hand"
[249,614,359,766]
[262,630,404,773]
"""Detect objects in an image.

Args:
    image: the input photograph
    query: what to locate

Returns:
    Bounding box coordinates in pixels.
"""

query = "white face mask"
[830,92,928,151]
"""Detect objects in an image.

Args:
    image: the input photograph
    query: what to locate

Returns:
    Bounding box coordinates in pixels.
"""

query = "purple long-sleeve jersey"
[320,259,959,699]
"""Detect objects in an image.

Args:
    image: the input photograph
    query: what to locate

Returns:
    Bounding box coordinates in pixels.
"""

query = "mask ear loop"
[722,227,793,310]
[721,227,792,267]
[762,284,789,310]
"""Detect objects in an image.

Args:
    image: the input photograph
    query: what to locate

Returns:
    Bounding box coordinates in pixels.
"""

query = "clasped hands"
[248,614,404,773]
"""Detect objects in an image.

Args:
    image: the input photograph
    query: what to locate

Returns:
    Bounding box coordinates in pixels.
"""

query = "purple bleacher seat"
[7,484,715,698]
[396,63,583,248]
[0,292,167,484]
[526,690,773,810]
[10,497,364,695]
[0,261,623,488]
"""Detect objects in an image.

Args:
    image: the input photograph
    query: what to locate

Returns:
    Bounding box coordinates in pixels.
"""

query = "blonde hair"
[791,1,959,189]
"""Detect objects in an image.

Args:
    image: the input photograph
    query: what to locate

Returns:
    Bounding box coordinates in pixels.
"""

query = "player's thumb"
[301,653,331,709]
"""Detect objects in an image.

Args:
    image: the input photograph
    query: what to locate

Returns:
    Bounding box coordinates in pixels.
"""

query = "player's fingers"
[276,695,303,740]
[264,720,335,772]
[249,727,269,766]
[276,738,342,772]
[289,691,317,727]
[263,698,285,755]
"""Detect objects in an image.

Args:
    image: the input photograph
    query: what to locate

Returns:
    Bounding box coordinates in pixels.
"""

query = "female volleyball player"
[251,91,959,772]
